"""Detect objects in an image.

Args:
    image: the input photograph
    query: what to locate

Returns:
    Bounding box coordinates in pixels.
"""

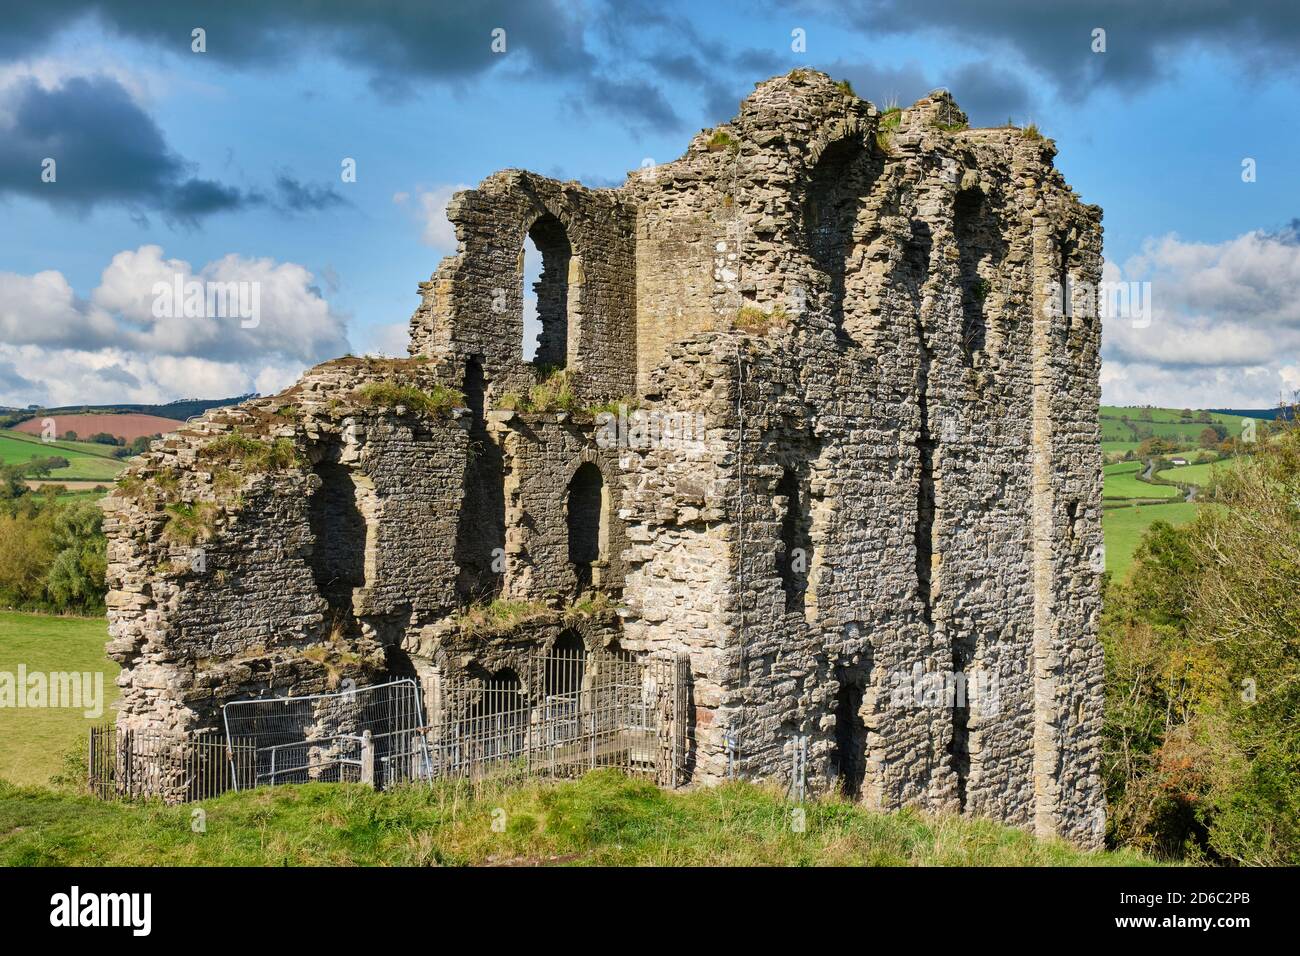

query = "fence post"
[87,727,97,796]
[360,730,375,787]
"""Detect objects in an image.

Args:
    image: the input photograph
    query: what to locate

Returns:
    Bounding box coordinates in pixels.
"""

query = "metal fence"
[88,725,233,803]
[86,650,689,803]
[428,648,688,788]
[222,679,430,791]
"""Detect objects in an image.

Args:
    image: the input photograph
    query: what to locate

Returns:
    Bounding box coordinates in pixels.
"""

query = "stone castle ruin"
[103,72,1105,846]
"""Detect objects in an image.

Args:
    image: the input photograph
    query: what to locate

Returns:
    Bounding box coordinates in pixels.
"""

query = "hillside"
[0,772,1154,867]
[0,431,124,482]
[12,412,184,443]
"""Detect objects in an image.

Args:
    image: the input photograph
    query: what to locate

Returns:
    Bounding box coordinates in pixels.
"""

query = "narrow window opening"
[567,462,607,596]
[522,213,572,368]
[776,467,811,613]
[833,668,867,799]
[308,461,373,622]
[806,136,875,343]
[463,357,485,429]
[955,187,990,364]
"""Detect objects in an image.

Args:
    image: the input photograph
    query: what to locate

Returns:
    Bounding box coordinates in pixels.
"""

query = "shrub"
[161,501,219,546]
[452,598,550,637]
[732,305,791,335]
[706,129,738,153]
[352,380,464,417]
[197,434,300,472]
[499,368,579,414]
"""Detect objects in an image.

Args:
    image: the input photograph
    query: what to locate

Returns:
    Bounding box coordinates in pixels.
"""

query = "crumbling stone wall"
[408,170,638,406]
[104,70,1104,848]
[104,358,468,736]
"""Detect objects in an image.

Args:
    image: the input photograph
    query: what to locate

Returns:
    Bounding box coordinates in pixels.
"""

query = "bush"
[1103,416,1300,863]
[352,380,464,417]
[0,486,106,614]
[197,434,300,472]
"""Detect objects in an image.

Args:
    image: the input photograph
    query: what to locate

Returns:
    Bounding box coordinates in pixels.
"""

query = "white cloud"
[0,246,350,407]
[1102,228,1300,408]
[415,184,469,249]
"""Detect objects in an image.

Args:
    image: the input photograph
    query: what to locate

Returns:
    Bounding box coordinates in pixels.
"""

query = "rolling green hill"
[0,431,125,481]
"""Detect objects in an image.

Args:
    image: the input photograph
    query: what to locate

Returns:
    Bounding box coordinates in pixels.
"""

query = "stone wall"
[103,70,1105,848]
[407,170,638,406]
[103,358,469,735]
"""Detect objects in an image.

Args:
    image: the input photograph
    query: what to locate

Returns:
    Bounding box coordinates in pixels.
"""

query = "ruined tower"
[103,72,1105,847]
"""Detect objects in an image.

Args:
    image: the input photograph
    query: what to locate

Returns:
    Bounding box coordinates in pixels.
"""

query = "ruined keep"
[103,72,1105,847]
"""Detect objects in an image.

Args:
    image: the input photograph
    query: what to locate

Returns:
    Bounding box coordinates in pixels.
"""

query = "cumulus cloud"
[0,246,350,407]
[1102,227,1300,408]
[396,184,469,250]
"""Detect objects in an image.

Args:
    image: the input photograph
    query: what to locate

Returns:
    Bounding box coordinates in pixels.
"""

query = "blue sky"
[2,1,1299,409]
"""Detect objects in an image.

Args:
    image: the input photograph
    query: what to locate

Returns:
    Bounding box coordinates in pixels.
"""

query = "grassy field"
[1102,460,1181,500]
[1101,501,1200,579]
[0,771,1155,867]
[1158,458,1235,486]
[1098,405,1249,446]
[0,431,124,481]
[0,611,118,786]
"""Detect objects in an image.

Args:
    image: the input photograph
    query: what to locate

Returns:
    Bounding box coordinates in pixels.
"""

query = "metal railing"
[85,652,690,803]
[88,725,233,803]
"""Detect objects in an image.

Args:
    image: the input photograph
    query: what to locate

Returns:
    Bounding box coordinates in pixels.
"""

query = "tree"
[1198,426,1221,449]
[1103,415,1300,863]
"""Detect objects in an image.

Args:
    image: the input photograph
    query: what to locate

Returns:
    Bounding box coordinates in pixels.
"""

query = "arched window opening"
[805,136,876,342]
[521,213,572,368]
[567,462,607,595]
[955,187,990,363]
[776,468,811,613]
[547,629,587,696]
[467,668,525,762]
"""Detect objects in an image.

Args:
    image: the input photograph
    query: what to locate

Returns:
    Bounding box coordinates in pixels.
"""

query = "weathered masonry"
[103,71,1105,847]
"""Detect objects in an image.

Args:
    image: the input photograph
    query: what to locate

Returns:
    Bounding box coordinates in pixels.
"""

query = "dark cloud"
[582,78,683,133]
[823,0,1300,99]
[2,1,594,90]
[271,173,349,213]
[0,75,250,224]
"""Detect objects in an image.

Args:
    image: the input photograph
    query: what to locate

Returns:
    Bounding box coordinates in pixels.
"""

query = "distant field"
[1099,406,1252,446]
[0,431,123,481]
[1101,440,1141,459]
[1102,460,1181,500]
[1102,502,1200,579]
[0,611,118,787]
[12,412,183,443]
[1159,458,1237,486]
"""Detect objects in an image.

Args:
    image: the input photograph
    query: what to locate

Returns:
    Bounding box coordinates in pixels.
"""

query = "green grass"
[1098,406,1253,448]
[0,611,118,786]
[1157,458,1238,486]
[0,431,124,481]
[1102,461,1181,501]
[1101,502,1200,579]
[1101,440,1142,457]
[0,771,1155,867]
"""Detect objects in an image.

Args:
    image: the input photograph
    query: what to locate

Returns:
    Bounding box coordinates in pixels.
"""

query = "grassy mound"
[0,771,1154,867]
